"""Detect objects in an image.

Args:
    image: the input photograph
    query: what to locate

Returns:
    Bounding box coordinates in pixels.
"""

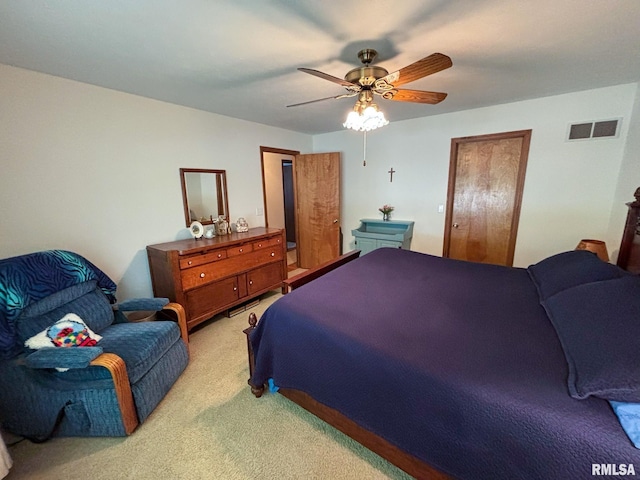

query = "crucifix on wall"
[388,167,396,182]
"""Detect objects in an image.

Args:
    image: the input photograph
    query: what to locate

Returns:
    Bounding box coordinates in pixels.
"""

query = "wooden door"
[295,152,341,268]
[443,130,531,266]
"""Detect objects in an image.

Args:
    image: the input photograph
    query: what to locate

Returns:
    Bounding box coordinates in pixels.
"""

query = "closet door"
[443,130,531,266]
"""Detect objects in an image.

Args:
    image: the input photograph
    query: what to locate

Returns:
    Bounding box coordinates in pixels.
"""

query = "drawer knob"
[188,261,192,265]
[249,280,253,285]
[200,273,205,278]
[270,252,275,257]
[233,286,237,291]
[258,243,262,247]
[239,248,243,252]
[217,254,222,258]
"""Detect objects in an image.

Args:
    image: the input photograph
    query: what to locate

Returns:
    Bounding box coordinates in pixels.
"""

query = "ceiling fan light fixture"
[343,101,389,132]
[293,49,451,133]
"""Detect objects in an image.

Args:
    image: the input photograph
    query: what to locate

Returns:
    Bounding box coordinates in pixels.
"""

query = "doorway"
[260,147,342,270]
[443,129,532,266]
[261,147,299,270]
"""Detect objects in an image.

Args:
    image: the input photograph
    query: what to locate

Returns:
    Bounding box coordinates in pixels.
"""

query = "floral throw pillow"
[25,313,102,350]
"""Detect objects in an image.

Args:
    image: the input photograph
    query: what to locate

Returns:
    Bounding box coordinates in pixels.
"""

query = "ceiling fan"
[287,49,453,110]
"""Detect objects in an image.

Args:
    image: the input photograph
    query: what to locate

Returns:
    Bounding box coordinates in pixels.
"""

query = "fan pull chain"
[363,130,367,166]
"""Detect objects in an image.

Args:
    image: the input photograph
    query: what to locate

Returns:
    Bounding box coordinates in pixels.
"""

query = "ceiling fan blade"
[287,92,357,108]
[298,68,357,87]
[383,89,448,104]
[382,53,452,87]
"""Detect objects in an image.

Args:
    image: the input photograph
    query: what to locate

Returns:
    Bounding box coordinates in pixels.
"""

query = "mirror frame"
[180,168,230,227]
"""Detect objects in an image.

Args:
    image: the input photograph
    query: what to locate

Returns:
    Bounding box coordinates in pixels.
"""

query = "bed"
[245,189,640,480]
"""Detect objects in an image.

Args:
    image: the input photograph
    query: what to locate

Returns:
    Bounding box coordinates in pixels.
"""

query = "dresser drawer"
[179,250,227,269]
[227,244,253,257]
[252,236,283,250]
[180,247,284,291]
[254,247,283,264]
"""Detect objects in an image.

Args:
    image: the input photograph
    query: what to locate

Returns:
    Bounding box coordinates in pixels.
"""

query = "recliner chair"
[0,250,189,438]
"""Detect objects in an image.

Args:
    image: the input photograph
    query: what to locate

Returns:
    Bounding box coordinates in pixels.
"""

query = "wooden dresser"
[147,227,286,331]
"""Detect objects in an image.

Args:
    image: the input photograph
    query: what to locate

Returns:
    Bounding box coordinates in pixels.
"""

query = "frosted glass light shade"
[343,104,389,132]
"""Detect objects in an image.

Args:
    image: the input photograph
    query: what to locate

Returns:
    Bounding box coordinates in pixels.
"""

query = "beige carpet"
[4,291,412,480]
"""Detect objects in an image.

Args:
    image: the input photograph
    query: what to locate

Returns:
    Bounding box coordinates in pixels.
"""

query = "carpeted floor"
[3,290,412,480]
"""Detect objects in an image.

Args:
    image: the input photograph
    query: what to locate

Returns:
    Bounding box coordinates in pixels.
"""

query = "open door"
[294,152,341,268]
[260,148,341,270]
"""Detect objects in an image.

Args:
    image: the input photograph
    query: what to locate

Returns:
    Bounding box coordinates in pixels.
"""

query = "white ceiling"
[1,1,639,135]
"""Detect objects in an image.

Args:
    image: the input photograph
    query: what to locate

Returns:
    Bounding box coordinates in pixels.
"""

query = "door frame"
[260,146,300,229]
[260,146,300,267]
[442,129,532,266]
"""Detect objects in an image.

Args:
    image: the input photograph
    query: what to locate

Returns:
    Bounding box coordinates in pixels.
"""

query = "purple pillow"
[542,275,640,401]
[528,250,626,301]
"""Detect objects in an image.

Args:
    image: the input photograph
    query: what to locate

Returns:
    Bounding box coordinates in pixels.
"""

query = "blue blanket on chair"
[0,250,117,359]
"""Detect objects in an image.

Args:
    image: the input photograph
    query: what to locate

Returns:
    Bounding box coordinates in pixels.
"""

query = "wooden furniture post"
[617,187,640,274]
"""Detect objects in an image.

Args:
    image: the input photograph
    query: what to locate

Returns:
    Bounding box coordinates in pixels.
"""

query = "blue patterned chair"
[0,250,189,439]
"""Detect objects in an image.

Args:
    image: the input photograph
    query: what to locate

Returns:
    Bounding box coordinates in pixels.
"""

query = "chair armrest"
[113,299,189,347]
[25,349,139,435]
[115,298,170,312]
[24,347,104,369]
[90,353,138,435]
[161,302,189,346]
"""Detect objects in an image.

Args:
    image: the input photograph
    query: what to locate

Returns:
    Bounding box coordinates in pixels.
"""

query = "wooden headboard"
[617,187,640,274]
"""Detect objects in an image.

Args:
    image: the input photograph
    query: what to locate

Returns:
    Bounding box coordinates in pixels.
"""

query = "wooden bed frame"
[244,188,640,479]
[617,187,640,274]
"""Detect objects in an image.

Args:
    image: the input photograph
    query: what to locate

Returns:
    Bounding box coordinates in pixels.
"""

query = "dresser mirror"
[180,168,229,227]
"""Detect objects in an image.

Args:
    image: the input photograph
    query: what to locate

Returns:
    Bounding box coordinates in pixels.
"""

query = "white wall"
[314,83,638,267]
[0,64,312,299]
[1,63,637,301]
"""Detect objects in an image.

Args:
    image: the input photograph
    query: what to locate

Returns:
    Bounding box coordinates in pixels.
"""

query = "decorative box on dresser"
[147,227,286,332]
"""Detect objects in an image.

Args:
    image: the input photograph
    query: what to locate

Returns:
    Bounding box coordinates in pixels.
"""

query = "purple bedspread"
[250,248,640,479]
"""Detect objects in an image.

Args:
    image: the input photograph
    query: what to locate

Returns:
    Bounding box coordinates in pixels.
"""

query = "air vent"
[567,118,621,141]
